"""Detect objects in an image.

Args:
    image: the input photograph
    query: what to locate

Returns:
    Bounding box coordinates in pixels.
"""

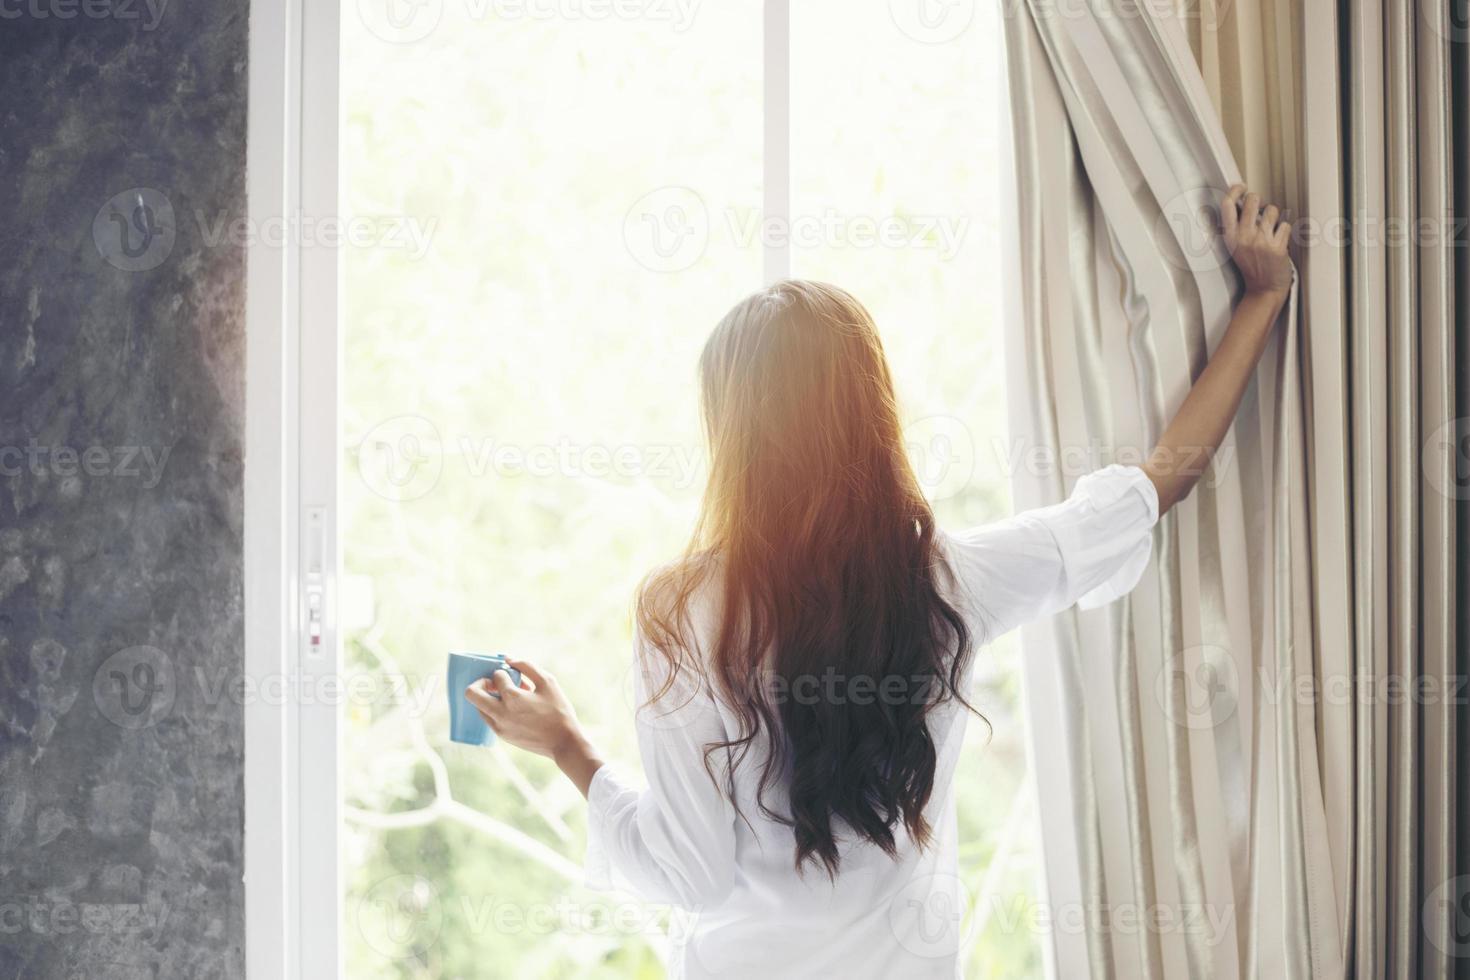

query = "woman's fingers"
[466,680,504,729]
[1242,192,1262,227]
[467,678,498,708]
[1221,184,1245,237]
[1224,185,1293,248]
[505,656,552,690]
[1218,184,1293,293]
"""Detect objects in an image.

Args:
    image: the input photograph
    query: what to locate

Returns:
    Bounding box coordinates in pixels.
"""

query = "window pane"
[790,3,1041,976]
[340,4,761,977]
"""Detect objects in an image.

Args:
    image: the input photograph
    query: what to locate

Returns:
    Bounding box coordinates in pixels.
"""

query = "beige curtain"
[1180,1,1465,975]
[1181,0,1300,206]
[1184,1,1357,973]
[1000,0,1466,976]
[1288,1,1461,976]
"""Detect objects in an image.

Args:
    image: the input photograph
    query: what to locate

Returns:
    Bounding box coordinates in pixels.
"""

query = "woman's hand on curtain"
[1221,183,1294,298]
[1142,185,1292,515]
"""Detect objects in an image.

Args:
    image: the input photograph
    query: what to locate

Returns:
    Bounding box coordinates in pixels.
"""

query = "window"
[249,1,1038,976]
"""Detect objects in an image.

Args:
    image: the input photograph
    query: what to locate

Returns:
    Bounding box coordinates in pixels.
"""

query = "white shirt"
[586,465,1160,978]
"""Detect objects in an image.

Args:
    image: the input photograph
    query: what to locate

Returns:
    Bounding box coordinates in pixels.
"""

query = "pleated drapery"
[1295,2,1465,976]
[1000,0,1468,977]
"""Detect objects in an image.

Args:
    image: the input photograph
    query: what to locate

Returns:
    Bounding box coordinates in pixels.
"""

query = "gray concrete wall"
[0,1,248,976]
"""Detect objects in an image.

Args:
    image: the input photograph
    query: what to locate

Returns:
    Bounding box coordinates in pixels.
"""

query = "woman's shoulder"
[635,551,727,661]
[638,550,722,618]
[632,552,728,708]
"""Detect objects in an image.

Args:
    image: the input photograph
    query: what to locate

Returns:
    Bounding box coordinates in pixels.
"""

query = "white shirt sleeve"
[584,629,739,910]
[944,464,1160,641]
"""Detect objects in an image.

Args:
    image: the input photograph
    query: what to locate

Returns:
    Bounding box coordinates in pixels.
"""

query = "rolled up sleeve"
[945,464,1160,640]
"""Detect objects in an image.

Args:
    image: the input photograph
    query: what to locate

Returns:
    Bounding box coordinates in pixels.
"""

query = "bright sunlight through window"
[340,1,1039,976]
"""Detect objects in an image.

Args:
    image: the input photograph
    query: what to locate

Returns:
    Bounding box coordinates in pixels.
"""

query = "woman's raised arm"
[1142,184,1294,514]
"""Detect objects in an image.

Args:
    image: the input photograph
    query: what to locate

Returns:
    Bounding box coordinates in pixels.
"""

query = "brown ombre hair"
[636,280,976,878]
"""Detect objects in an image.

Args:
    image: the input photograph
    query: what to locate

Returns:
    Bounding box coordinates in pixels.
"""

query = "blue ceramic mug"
[447,651,522,747]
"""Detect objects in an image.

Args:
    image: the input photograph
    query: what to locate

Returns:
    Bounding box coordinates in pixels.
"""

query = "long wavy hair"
[636,280,976,878]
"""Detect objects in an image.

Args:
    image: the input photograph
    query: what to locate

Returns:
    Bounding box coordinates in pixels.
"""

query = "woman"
[468,185,1293,977]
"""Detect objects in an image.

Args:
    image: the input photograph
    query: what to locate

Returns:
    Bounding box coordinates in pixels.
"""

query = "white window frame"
[244,3,789,976]
[246,0,342,972]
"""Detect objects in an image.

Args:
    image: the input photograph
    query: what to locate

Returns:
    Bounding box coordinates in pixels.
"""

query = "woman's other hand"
[466,657,581,758]
[1221,183,1293,299]
[466,657,605,797]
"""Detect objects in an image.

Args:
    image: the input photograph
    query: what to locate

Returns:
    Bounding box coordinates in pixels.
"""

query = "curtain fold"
[1001,0,1466,976]
[1457,24,1470,980]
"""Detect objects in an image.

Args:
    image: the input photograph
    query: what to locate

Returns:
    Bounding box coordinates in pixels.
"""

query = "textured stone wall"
[0,1,248,976]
